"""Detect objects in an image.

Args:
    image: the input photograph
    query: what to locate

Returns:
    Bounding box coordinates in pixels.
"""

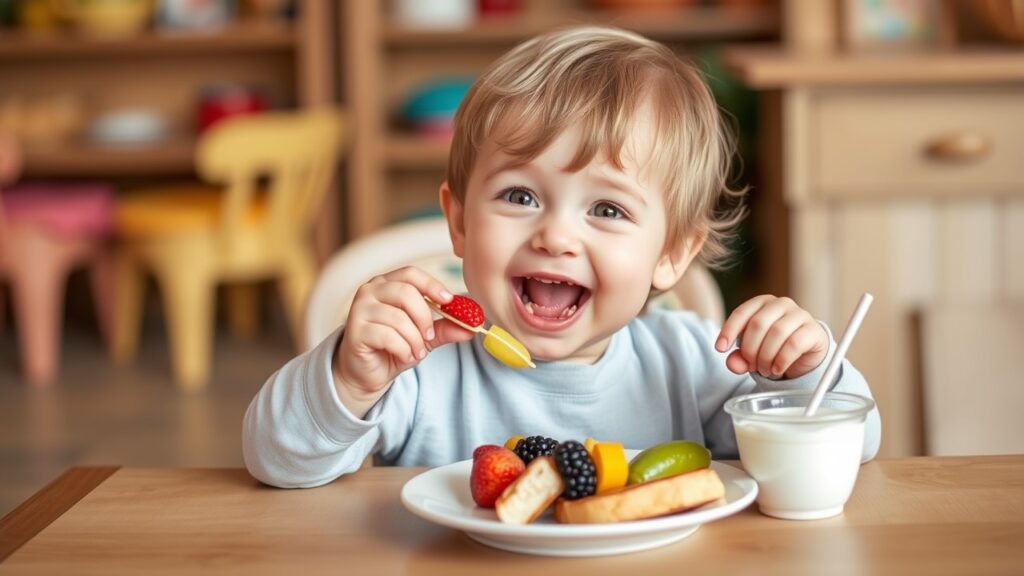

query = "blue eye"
[590,201,624,219]
[502,187,538,207]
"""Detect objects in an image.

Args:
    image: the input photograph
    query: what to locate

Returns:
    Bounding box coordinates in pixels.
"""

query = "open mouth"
[512,275,592,324]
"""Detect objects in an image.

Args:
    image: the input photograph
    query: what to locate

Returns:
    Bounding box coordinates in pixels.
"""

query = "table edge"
[0,466,120,563]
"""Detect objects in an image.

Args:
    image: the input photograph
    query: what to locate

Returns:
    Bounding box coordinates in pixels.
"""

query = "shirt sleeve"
[242,327,405,488]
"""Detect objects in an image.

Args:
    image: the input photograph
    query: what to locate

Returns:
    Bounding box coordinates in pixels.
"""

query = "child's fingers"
[755,313,808,377]
[736,299,793,371]
[361,304,428,361]
[373,282,438,342]
[378,266,454,305]
[772,323,827,377]
[716,295,773,351]
[425,318,477,351]
[725,349,751,375]
[358,321,417,365]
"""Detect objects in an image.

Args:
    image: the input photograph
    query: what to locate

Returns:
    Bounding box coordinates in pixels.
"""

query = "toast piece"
[495,456,565,524]
[554,467,725,524]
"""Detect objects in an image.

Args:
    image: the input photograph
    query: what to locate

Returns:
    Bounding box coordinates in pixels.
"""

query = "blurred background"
[1,0,1022,517]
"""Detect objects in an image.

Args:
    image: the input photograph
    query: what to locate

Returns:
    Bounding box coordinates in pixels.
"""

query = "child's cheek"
[593,245,658,313]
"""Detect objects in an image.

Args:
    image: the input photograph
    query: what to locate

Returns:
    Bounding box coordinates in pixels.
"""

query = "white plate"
[400,455,758,557]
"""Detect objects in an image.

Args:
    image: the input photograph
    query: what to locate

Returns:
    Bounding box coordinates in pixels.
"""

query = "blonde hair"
[446,26,746,269]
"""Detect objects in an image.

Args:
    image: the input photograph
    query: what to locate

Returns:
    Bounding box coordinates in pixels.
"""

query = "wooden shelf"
[724,46,1024,88]
[385,134,450,170]
[22,139,194,176]
[384,6,779,47]
[0,23,295,59]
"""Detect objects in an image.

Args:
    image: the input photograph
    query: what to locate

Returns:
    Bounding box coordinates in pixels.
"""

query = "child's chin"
[520,341,572,362]
[527,339,604,365]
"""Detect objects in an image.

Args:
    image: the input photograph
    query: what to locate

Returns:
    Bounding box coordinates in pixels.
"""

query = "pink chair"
[0,132,115,385]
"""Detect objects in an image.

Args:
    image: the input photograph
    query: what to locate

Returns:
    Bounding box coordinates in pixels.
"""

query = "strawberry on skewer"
[425,295,536,368]
[439,295,486,330]
[425,295,487,334]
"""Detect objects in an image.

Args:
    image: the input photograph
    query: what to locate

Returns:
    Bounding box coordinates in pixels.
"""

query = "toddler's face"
[443,110,692,364]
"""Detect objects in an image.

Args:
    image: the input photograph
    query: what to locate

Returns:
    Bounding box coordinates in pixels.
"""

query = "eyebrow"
[590,171,648,207]
[483,157,530,183]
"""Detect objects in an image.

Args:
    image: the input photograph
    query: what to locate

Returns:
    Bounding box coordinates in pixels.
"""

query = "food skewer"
[425,297,536,368]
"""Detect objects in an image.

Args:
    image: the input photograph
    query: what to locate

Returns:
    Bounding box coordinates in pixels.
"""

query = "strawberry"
[440,295,485,328]
[470,446,525,508]
[473,444,503,460]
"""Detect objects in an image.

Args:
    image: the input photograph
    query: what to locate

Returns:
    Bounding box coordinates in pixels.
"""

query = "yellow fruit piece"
[592,442,628,494]
[504,435,524,451]
[627,440,711,485]
[584,437,599,455]
[483,326,534,369]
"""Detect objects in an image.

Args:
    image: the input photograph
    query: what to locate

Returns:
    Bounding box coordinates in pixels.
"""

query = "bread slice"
[554,467,725,524]
[495,456,565,524]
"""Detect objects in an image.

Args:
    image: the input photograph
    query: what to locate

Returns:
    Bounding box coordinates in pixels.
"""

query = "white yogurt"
[725,392,874,520]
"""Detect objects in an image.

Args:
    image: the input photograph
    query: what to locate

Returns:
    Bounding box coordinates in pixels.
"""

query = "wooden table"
[1,457,1022,575]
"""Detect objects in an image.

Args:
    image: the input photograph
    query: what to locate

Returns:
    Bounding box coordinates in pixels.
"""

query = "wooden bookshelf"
[0,23,295,59]
[1,0,337,252]
[385,134,450,170]
[22,139,194,176]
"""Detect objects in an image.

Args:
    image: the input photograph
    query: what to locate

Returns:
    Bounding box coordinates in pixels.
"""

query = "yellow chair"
[114,108,345,389]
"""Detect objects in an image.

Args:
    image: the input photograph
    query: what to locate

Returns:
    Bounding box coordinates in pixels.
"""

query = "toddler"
[243,26,881,488]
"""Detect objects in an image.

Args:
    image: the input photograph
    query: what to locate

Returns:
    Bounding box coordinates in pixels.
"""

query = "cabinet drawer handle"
[924,132,992,162]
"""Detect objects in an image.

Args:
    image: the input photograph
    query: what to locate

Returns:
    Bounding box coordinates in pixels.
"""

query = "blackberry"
[513,435,560,465]
[554,440,597,500]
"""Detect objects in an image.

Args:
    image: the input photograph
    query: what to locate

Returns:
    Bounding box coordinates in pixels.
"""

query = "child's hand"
[333,267,476,415]
[715,296,828,379]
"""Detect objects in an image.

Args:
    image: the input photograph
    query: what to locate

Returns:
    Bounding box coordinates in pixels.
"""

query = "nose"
[530,211,582,257]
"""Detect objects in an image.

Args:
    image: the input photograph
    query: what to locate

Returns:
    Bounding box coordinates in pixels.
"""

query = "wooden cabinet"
[0,0,336,250]
[727,48,1024,457]
[811,88,1024,198]
[339,0,781,239]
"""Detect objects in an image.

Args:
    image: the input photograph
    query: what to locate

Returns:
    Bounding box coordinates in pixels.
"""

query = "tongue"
[524,279,583,318]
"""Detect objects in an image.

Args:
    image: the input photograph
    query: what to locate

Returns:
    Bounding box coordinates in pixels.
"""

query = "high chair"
[114,108,345,389]
[0,131,116,386]
[304,217,724,351]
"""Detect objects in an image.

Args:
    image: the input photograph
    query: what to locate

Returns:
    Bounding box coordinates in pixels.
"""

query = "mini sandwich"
[495,456,564,524]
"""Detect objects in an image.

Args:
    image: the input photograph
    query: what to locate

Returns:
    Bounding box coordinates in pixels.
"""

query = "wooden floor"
[0,321,295,518]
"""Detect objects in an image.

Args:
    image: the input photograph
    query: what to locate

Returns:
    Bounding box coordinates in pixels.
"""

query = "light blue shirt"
[243,309,881,488]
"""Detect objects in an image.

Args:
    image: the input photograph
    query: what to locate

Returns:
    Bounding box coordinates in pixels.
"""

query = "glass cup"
[724,390,875,520]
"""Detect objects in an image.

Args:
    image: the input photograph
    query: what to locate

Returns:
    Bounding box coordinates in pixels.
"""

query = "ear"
[439,181,466,258]
[652,232,706,291]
